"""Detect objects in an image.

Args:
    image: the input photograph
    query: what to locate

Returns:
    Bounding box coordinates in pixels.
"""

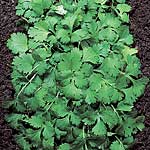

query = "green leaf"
[117,102,133,112]
[35,61,49,75]
[62,15,77,29]
[56,29,70,44]
[125,55,141,76]
[56,116,70,130]
[85,88,97,104]
[99,41,110,57]
[16,135,31,150]
[136,123,145,131]
[5,114,24,128]
[62,81,83,99]
[25,115,43,128]
[35,86,48,101]
[31,0,52,15]
[58,48,82,72]
[7,33,28,54]
[92,119,107,136]
[26,129,42,142]
[83,47,100,64]
[120,13,130,23]
[122,117,135,137]
[110,141,125,150]
[13,54,35,73]
[82,111,97,125]
[51,100,68,117]
[71,29,90,42]
[100,54,121,77]
[16,0,31,16]
[28,39,41,49]
[43,122,54,139]
[33,47,51,60]
[100,107,119,128]
[118,26,133,45]
[24,82,37,95]
[133,78,148,97]
[24,76,42,95]
[43,138,54,148]
[70,112,81,126]
[99,13,121,28]
[28,21,49,41]
[58,143,70,150]
[122,46,137,61]
[45,16,58,32]
[55,127,67,139]
[74,74,88,89]
[86,21,99,40]
[80,63,93,77]
[23,10,38,23]
[117,4,131,14]
[99,28,118,42]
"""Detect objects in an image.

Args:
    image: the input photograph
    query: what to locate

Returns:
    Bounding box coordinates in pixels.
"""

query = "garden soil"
[0,0,23,149]
[0,0,149,150]
[127,0,150,149]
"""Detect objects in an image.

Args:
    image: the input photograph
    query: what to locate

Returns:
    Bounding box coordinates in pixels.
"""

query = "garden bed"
[0,0,149,149]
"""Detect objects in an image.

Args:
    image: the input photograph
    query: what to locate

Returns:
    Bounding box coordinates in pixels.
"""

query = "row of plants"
[5,0,148,149]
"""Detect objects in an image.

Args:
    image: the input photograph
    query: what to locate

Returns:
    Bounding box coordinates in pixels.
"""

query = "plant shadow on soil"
[0,0,150,149]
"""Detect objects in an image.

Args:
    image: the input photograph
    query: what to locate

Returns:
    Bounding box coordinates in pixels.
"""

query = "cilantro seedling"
[5,0,148,149]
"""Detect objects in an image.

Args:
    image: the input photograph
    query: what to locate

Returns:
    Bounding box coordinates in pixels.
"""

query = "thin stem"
[111,104,120,120]
[21,17,29,23]
[26,58,49,79]
[119,71,134,83]
[115,136,121,143]
[17,73,37,99]
[115,136,125,149]
[44,92,59,113]
[83,126,88,150]
[26,64,39,79]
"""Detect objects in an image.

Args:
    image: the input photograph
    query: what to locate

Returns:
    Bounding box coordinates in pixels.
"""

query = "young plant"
[5,0,148,149]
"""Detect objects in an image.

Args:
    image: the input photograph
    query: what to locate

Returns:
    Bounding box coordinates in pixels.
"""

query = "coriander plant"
[5,0,148,150]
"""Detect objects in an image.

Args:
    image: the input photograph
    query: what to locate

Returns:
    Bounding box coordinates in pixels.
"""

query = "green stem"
[17,73,37,99]
[119,71,134,83]
[26,64,39,79]
[111,104,120,120]
[115,136,125,149]
[26,58,49,79]
[83,126,88,150]
[21,17,29,23]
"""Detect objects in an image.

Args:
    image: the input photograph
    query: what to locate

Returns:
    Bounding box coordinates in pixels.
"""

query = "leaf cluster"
[5,0,148,150]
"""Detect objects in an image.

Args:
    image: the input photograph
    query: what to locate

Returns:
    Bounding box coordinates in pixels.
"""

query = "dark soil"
[0,0,23,150]
[0,0,149,150]
[127,0,150,149]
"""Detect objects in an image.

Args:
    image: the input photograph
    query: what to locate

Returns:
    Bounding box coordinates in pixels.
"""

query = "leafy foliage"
[5,0,149,150]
